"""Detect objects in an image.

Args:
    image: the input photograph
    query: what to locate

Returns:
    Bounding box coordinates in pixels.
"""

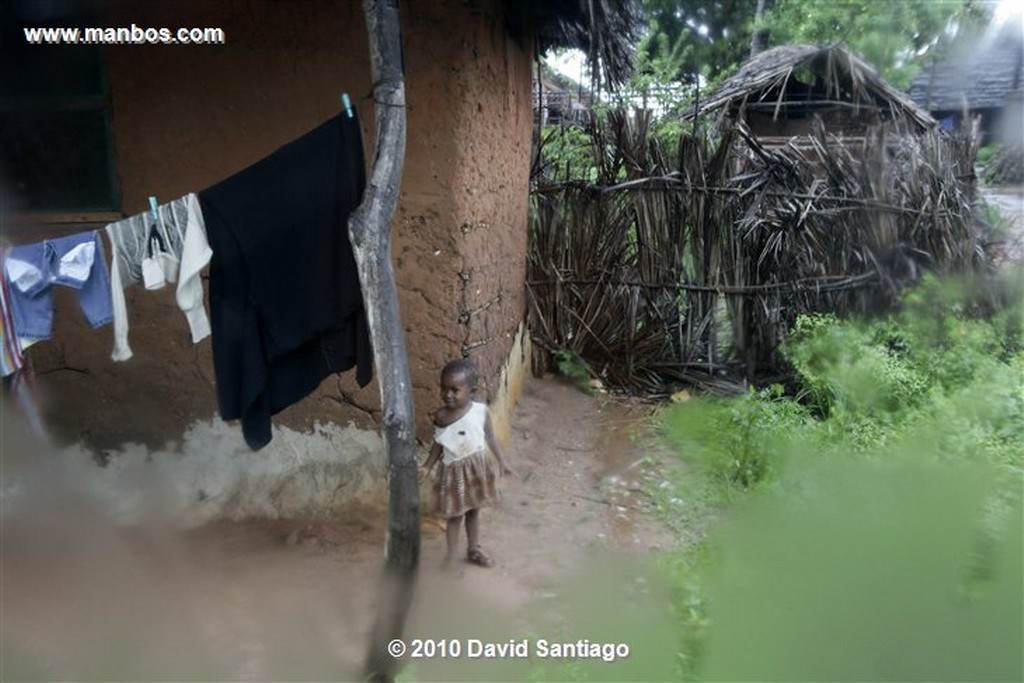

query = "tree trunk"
[349,2,417,681]
[750,0,773,57]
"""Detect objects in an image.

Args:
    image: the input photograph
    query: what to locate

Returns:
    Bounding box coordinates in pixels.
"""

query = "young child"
[418,358,515,567]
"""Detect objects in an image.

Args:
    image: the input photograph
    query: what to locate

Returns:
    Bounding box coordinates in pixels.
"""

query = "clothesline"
[0,109,373,451]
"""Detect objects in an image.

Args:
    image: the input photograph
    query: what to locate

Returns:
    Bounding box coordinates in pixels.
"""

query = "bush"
[983,144,1024,185]
[534,125,600,183]
[783,312,930,437]
[660,275,1023,489]
[661,384,810,490]
[976,143,999,166]
[653,273,1024,679]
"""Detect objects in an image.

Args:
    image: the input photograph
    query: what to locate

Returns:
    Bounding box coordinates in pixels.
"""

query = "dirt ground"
[2,375,677,682]
[983,185,1024,265]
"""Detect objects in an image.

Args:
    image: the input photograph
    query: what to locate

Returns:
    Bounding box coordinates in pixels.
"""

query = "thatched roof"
[687,44,935,131]
[908,30,1023,112]
[503,0,642,88]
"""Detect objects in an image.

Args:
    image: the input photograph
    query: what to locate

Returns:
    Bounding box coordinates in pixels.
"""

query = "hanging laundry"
[139,221,178,290]
[199,111,372,451]
[1,245,44,438]
[0,246,25,377]
[3,231,113,345]
[105,193,212,361]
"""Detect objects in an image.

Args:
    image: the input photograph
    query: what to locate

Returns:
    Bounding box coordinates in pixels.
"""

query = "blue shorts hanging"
[4,231,114,341]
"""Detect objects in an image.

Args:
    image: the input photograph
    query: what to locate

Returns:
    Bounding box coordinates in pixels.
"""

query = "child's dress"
[433,401,498,518]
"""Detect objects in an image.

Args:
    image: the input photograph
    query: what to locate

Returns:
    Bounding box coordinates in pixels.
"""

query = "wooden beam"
[349,2,417,681]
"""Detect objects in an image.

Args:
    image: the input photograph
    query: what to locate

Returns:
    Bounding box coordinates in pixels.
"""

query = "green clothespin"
[341,92,353,118]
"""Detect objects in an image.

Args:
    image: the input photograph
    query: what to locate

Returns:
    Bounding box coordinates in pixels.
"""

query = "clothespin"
[148,196,159,220]
[341,92,353,118]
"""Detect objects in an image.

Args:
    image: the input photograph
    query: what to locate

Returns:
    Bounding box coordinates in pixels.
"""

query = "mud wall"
[12,0,532,461]
[396,1,533,435]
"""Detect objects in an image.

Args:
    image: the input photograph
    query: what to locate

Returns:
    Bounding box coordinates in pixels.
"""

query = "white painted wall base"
[2,414,386,528]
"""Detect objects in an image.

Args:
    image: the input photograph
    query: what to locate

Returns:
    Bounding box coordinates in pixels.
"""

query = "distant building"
[533,68,593,127]
[908,24,1023,147]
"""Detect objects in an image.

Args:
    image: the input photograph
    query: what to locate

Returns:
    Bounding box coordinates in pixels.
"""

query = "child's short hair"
[442,358,479,389]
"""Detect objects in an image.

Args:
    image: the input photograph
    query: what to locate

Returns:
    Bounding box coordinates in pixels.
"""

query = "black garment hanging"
[199,112,372,450]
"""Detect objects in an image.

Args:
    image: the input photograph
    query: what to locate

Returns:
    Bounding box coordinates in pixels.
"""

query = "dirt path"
[983,185,1024,264]
[2,375,675,681]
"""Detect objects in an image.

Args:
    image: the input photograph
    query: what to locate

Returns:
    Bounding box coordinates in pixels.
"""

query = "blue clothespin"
[148,196,159,220]
[341,92,353,118]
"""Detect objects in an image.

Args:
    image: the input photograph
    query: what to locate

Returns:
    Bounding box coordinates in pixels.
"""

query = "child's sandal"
[467,545,494,568]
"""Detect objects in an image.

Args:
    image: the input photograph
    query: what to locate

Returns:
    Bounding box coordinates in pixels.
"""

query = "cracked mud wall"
[13,0,532,499]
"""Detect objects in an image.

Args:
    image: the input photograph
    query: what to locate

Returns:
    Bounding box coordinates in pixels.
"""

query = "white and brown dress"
[433,401,499,518]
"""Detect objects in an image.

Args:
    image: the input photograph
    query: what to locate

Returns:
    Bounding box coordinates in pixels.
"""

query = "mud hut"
[0,0,640,522]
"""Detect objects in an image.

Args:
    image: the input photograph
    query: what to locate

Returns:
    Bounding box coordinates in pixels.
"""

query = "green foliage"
[785,312,931,422]
[631,0,992,94]
[639,0,758,86]
[700,458,1022,682]
[759,0,991,89]
[778,274,1024,449]
[662,384,810,490]
[983,144,1024,185]
[624,14,697,115]
[535,125,600,183]
[554,349,595,394]
[976,143,999,165]
[653,273,1024,679]
[657,545,713,681]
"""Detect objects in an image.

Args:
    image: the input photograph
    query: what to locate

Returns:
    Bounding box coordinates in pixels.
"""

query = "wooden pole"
[349,2,417,681]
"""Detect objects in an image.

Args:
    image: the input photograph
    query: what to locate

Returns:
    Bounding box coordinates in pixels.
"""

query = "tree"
[638,0,759,85]
[750,0,774,57]
[759,0,993,88]
[632,0,993,93]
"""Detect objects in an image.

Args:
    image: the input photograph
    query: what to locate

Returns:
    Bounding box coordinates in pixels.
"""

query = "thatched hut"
[678,46,977,377]
[529,44,979,393]
[689,44,935,144]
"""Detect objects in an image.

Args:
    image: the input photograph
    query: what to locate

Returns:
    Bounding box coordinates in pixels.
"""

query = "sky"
[993,0,1023,24]
[545,49,588,85]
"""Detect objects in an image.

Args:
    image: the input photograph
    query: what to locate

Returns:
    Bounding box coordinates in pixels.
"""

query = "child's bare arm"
[484,411,516,477]
[419,442,442,482]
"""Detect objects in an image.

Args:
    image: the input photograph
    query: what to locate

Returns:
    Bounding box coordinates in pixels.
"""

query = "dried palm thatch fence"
[527,110,980,395]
